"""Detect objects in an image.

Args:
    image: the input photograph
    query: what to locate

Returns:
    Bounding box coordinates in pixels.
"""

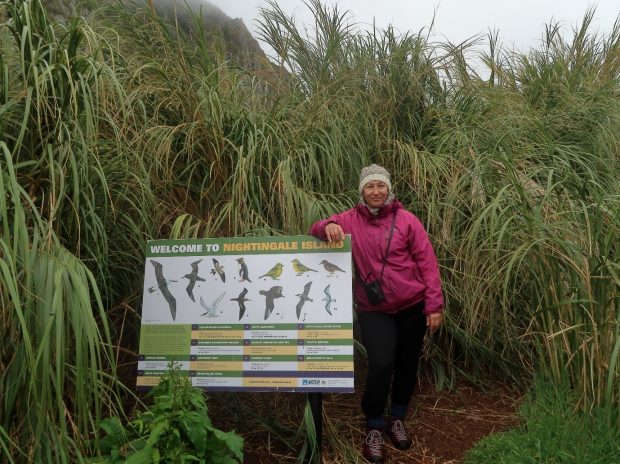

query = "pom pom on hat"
[358,164,391,194]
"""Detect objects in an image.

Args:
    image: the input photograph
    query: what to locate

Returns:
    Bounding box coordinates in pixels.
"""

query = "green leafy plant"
[91,364,243,464]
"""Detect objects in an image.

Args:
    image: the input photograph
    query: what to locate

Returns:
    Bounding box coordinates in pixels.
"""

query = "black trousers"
[357,302,427,423]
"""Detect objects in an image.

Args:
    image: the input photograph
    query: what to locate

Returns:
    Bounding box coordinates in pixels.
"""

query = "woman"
[309,164,443,463]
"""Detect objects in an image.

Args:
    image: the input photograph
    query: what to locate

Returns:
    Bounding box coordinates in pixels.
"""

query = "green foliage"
[0,0,124,461]
[464,380,620,464]
[91,364,243,464]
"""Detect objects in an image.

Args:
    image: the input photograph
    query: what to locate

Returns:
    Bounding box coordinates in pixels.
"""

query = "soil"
[209,368,522,464]
[402,379,521,463]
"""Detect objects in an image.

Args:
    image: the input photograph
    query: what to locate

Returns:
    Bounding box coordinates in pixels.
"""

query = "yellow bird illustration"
[258,263,284,280]
[291,258,317,276]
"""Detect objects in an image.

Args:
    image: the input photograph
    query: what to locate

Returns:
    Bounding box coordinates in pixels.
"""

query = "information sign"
[137,235,354,392]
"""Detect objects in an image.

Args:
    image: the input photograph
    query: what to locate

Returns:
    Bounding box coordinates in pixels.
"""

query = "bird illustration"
[150,260,177,321]
[291,258,317,276]
[236,257,252,282]
[147,278,177,293]
[182,259,206,302]
[322,284,335,316]
[210,258,225,282]
[295,282,313,320]
[199,292,227,317]
[231,288,250,320]
[258,263,284,280]
[259,286,284,320]
[319,259,345,276]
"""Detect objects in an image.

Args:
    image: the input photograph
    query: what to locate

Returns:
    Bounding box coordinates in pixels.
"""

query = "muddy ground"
[210,368,521,463]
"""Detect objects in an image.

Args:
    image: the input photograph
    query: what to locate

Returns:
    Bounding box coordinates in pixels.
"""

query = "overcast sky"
[205,0,619,57]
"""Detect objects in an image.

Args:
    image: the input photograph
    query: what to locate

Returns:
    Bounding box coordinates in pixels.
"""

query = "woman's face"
[362,180,389,208]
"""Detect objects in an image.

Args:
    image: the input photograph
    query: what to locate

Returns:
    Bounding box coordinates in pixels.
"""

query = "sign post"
[308,392,323,463]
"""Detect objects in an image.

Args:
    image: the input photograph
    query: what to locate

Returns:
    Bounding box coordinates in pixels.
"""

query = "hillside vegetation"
[1,0,619,461]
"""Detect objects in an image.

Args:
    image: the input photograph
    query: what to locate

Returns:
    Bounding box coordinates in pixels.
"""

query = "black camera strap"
[377,210,397,285]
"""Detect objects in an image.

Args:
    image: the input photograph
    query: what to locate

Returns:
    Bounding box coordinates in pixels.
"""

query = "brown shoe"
[389,418,412,450]
[362,429,385,463]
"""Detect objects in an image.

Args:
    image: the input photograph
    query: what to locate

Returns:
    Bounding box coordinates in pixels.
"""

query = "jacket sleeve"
[408,216,444,314]
[309,211,347,241]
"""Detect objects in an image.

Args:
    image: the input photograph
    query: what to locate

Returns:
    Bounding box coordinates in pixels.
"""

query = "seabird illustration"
[259,286,284,320]
[258,263,284,280]
[236,257,252,282]
[231,288,250,320]
[210,258,226,282]
[319,259,345,276]
[295,282,313,320]
[182,259,206,302]
[199,292,227,317]
[150,260,177,321]
[322,284,335,316]
[291,259,317,276]
[147,278,177,293]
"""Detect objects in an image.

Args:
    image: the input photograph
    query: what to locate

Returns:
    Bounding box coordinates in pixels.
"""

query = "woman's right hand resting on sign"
[325,223,345,242]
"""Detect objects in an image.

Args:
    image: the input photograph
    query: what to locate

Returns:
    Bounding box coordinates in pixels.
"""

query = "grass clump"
[464,380,620,464]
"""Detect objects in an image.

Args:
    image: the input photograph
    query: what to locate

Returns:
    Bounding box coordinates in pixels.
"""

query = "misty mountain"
[41,0,279,73]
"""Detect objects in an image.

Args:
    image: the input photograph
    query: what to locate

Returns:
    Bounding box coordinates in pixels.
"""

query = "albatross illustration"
[150,260,177,321]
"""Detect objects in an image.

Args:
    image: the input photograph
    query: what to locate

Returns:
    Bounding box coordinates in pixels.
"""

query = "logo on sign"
[302,379,321,385]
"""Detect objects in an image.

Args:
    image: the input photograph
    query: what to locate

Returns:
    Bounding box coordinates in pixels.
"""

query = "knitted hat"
[358,164,392,194]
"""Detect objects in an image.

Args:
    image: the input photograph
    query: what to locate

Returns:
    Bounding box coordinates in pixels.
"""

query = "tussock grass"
[464,379,620,463]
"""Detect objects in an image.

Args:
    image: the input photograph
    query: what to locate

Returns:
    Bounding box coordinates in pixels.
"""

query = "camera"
[363,279,385,305]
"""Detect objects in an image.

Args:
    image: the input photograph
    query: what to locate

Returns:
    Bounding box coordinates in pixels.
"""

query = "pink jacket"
[309,200,443,314]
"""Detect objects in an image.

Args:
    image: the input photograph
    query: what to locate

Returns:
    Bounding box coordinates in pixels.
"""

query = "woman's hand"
[426,313,443,332]
[325,223,345,242]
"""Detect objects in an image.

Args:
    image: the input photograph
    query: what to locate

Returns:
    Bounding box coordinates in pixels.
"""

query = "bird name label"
[138,235,354,393]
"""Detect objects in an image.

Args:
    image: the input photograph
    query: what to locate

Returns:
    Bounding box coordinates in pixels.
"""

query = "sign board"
[137,235,354,392]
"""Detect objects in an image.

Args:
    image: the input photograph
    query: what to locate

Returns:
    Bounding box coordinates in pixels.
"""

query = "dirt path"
[210,372,521,463]
[388,379,521,463]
